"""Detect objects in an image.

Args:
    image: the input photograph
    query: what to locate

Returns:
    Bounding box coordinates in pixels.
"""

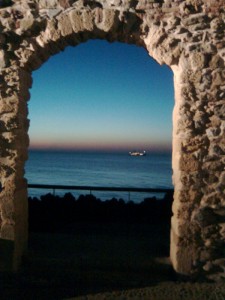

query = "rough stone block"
[170,227,193,275]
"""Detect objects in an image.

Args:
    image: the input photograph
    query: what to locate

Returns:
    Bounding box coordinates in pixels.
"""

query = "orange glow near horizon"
[29,139,172,152]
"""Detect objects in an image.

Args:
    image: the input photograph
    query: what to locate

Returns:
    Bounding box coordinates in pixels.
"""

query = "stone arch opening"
[26,39,173,236]
[0,0,224,281]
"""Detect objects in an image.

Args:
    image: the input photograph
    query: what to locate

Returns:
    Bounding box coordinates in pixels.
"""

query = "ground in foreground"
[0,222,224,300]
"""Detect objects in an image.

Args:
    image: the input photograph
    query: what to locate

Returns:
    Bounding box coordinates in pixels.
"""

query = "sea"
[25,150,173,203]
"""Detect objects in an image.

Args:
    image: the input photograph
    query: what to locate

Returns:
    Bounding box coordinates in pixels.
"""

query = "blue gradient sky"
[29,40,174,152]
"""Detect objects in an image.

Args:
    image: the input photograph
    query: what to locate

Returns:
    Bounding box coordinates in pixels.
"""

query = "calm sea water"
[25,150,173,203]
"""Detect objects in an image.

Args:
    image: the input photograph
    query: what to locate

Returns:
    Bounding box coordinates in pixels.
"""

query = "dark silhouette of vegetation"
[28,192,173,232]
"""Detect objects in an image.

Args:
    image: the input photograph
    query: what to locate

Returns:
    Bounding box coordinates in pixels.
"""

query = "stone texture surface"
[0,0,224,280]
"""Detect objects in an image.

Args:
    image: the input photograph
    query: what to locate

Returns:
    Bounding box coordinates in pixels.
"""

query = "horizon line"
[28,146,172,153]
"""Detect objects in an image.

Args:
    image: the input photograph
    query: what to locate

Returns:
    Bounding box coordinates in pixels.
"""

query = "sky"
[29,40,174,152]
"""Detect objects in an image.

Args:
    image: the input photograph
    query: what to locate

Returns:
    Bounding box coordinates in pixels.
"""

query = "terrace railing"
[28,183,173,201]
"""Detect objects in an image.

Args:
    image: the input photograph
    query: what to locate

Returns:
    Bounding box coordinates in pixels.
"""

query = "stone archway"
[0,0,224,280]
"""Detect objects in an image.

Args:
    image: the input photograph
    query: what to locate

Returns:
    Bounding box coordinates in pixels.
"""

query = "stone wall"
[0,0,224,280]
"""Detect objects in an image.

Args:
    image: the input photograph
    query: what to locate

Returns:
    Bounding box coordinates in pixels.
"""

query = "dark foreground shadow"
[0,193,177,300]
[0,239,14,271]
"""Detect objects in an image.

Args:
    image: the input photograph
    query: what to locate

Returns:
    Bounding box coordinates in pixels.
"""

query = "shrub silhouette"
[28,192,173,232]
